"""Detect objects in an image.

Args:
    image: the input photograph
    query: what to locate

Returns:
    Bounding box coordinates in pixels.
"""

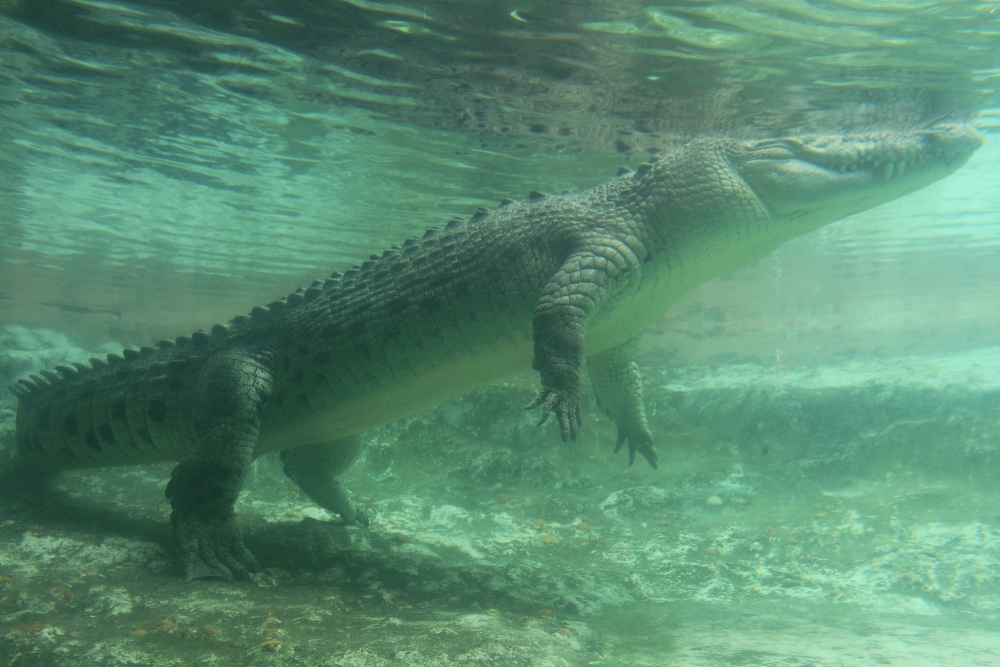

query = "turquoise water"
[1,1,1000,665]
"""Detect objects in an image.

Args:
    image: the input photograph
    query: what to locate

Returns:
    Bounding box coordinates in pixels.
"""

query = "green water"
[1,1,1000,665]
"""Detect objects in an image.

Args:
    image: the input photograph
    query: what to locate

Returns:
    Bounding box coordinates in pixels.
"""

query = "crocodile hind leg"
[165,349,273,583]
[281,436,369,527]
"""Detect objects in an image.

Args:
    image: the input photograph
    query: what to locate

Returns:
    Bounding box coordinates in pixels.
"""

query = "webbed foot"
[172,510,260,583]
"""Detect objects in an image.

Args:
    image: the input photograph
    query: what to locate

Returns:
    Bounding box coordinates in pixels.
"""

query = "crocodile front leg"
[165,348,272,583]
[281,436,369,527]
[526,238,641,441]
[587,340,658,468]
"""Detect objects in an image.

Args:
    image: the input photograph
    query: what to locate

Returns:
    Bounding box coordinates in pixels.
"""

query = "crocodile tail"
[11,346,198,471]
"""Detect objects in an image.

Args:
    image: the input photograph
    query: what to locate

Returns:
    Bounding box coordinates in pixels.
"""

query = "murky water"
[1,1,999,665]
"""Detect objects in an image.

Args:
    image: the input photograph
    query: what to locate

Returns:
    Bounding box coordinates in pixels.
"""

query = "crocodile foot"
[172,510,260,583]
[328,503,371,528]
[613,424,658,469]
[525,388,582,441]
[343,502,371,528]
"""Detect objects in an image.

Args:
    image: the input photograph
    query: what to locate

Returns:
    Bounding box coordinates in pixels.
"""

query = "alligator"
[11,123,982,582]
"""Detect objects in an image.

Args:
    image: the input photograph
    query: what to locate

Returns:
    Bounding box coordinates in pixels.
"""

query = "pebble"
[150,620,176,631]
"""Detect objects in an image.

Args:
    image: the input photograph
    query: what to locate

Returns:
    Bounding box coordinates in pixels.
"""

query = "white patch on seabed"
[84,585,134,616]
[10,533,167,577]
[376,495,538,561]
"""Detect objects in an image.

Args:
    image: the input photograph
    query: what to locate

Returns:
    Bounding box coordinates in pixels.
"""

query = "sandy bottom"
[2,330,999,665]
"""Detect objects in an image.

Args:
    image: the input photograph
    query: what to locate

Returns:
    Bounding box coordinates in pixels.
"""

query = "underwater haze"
[1,1,1000,665]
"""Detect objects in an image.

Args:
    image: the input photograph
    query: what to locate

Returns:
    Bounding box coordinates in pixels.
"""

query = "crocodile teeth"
[882,162,895,181]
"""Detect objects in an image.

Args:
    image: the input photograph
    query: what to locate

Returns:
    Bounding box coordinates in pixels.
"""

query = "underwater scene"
[1,1,999,665]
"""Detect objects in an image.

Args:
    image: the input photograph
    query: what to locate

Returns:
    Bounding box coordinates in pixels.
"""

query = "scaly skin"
[11,124,982,582]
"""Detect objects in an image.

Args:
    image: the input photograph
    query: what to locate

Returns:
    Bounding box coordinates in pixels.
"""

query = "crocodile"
[11,123,982,582]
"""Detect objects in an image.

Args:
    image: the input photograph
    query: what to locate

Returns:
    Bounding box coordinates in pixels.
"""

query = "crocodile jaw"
[737,124,983,237]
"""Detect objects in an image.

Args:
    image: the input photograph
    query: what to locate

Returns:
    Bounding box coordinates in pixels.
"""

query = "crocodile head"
[735,124,982,234]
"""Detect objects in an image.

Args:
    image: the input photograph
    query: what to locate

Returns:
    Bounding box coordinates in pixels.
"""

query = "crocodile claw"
[613,425,658,469]
[525,389,581,441]
[172,510,260,583]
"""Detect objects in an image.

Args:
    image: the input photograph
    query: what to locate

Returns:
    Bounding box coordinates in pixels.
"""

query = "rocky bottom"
[1,326,999,666]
